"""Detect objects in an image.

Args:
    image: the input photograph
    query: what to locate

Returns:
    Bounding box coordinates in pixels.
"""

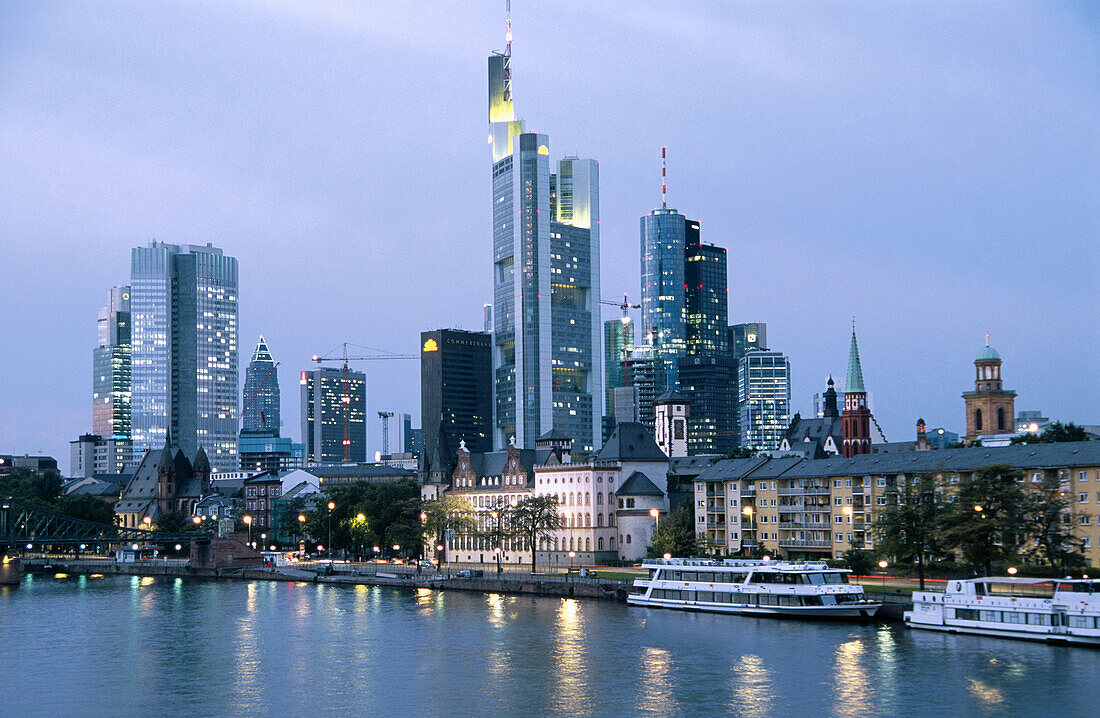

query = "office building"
[729,323,767,366]
[489,20,601,452]
[70,433,134,477]
[677,354,737,455]
[92,285,132,440]
[684,236,728,357]
[640,207,693,393]
[603,316,634,440]
[300,367,366,464]
[241,335,280,436]
[130,242,238,470]
[738,350,791,450]
[422,329,493,461]
[622,344,659,430]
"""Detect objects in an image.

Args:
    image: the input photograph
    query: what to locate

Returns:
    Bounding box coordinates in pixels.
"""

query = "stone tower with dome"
[962,334,1017,445]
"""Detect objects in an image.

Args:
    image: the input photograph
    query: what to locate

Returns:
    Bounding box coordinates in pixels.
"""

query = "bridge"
[1,497,211,551]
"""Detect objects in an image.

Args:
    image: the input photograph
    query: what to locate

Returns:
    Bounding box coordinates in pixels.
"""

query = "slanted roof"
[695,457,770,483]
[846,328,866,394]
[597,423,667,462]
[618,471,664,496]
[783,415,843,459]
[654,390,688,405]
[537,429,572,441]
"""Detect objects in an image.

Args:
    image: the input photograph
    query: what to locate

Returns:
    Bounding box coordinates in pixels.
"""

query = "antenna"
[506,0,512,57]
[661,146,667,208]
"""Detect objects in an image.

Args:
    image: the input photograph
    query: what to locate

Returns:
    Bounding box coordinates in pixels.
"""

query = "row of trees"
[0,469,116,525]
[873,464,1086,587]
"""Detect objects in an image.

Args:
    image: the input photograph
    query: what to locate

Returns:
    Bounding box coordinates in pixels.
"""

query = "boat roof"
[642,558,845,572]
[960,576,1088,585]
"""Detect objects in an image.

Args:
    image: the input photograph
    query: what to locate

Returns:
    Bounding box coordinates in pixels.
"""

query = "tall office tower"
[737,350,791,450]
[729,323,767,366]
[677,354,736,454]
[483,303,493,333]
[92,285,132,439]
[241,336,280,436]
[300,367,366,464]
[603,317,634,440]
[640,207,691,393]
[623,344,659,430]
[489,18,601,452]
[130,242,238,470]
[684,235,728,356]
[421,329,493,458]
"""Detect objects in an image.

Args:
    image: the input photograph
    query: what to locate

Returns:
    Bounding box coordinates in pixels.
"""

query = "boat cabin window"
[1057,581,1096,594]
[983,582,1056,598]
[805,572,847,585]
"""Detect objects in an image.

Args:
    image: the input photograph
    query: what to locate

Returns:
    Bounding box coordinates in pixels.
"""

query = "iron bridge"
[1,497,212,548]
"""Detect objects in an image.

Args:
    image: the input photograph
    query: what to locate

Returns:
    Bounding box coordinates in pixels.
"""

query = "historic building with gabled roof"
[115,437,210,528]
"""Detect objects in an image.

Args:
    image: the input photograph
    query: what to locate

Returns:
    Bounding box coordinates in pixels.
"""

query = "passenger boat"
[627,558,880,619]
[905,577,1100,646]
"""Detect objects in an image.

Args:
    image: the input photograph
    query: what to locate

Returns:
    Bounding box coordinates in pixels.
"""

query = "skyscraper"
[92,285,131,439]
[640,207,691,392]
[677,354,736,454]
[603,316,634,440]
[737,350,791,450]
[489,17,601,452]
[729,323,767,366]
[130,242,238,471]
[421,329,493,459]
[300,367,366,464]
[684,230,728,357]
[241,335,280,436]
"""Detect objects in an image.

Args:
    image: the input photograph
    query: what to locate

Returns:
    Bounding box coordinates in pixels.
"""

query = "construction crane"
[599,292,641,324]
[378,411,395,457]
[241,362,280,431]
[311,343,417,464]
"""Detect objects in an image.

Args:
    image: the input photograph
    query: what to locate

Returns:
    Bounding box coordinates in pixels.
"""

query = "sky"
[1,1,1097,473]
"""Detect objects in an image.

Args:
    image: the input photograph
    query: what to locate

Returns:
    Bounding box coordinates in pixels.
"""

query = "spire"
[661,146,667,208]
[505,0,512,57]
[251,335,273,364]
[846,323,866,394]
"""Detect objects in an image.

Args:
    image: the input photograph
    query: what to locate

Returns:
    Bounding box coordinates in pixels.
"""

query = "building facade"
[640,207,691,393]
[70,433,134,477]
[130,242,239,470]
[241,336,280,435]
[489,34,601,453]
[421,329,493,460]
[300,367,366,464]
[737,350,791,450]
[603,316,635,441]
[92,285,131,440]
[677,354,737,455]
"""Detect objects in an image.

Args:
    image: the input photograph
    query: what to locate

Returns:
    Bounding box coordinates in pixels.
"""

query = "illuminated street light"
[662,553,672,560]
[356,513,366,522]
[973,505,983,513]
[192,516,202,525]
[1008,567,1018,575]
[879,559,889,592]
[243,515,253,547]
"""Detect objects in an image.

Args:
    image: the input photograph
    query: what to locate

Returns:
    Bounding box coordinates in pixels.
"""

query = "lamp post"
[490,510,503,574]
[568,550,576,579]
[879,559,888,593]
[243,515,252,548]
[297,514,306,556]
[1007,566,1018,576]
[437,544,445,574]
[326,501,335,563]
[742,505,755,557]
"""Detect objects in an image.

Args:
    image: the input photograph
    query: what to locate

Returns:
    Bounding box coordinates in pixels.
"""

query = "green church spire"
[846,321,866,394]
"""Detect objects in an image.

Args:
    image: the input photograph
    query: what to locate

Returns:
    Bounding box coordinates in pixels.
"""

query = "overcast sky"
[1,1,1097,472]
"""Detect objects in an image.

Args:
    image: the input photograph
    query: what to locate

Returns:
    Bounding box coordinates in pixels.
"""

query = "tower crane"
[378,411,395,458]
[312,343,417,464]
[599,292,641,324]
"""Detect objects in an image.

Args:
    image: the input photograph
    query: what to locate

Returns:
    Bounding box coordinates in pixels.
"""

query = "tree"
[56,493,116,526]
[476,498,517,573]
[721,447,758,460]
[940,465,1029,575]
[1012,422,1091,445]
[421,495,476,571]
[511,495,564,573]
[0,469,63,505]
[873,473,944,589]
[649,504,697,558]
[842,547,876,577]
[1023,489,1086,574]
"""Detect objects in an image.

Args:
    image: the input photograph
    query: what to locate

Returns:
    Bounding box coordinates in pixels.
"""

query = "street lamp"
[568,550,576,578]
[327,501,335,563]
[437,543,445,573]
[879,559,889,592]
[973,505,983,513]
[192,515,202,525]
[243,514,252,548]
[742,506,755,556]
[1007,566,1018,576]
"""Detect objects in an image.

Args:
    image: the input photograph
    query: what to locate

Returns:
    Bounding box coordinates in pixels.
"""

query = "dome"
[975,345,1001,362]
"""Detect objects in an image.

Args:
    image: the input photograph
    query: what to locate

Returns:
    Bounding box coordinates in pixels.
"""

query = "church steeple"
[841,322,872,458]
[846,322,866,395]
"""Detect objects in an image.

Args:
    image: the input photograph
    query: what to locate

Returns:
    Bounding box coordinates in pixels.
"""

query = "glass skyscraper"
[300,367,366,464]
[130,242,239,470]
[489,31,601,452]
[737,350,791,450]
[640,208,690,393]
[92,285,131,439]
[241,335,279,435]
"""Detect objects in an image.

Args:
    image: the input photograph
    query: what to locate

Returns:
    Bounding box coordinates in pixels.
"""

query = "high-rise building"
[300,367,366,464]
[488,20,601,452]
[603,317,634,440]
[729,323,767,366]
[685,233,728,357]
[92,285,132,439]
[421,329,493,459]
[677,354,737,455]
[640,207,692,393]
[241,335,280,436]
[130,242,238,470]
[737,350,791,450]
[623,344,659,430]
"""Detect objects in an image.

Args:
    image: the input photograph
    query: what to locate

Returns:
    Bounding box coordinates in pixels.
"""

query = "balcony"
[738,486,756,496]
[706,522,728,530]
[778,486,831,497]
[778,538,832,549]
[778,521,830,530]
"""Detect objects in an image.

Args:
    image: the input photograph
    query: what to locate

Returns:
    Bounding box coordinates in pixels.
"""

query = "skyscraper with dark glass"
[640,208,691,392]
[421,329,493,460]
[130,242,238,470]
[300,367,366,464]
[241,336,279,435]
[92,285,131,439]
[488,19,601,452]
[603,316,634,440]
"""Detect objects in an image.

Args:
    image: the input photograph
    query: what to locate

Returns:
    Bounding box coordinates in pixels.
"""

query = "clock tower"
[962,334,1016,445]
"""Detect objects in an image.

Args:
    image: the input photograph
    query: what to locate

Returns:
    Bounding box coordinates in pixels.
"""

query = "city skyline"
[1,2,1097,471]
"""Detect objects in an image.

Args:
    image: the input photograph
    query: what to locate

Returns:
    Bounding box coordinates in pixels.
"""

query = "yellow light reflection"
[731,655,773,718]
[139,576,154,587]
[833,640,872,717]
[549,599,594,715]
[967,678,1004,707]
[638,646,676,715]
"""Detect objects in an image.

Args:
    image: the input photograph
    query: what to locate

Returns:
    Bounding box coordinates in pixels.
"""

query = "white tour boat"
[627,558,881,619]
[905,577,1100,646]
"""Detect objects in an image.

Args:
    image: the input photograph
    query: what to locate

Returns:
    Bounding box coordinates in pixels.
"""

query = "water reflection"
[638,646,676,716]
[967,678,1004,708]
[550,599,594,715]
[233,582,262,709]
[730,654,773,718]
[832,639,872,717]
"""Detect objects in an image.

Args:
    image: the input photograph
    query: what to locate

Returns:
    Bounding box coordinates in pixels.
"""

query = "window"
[597,493,603,505]
[759,482,767,491]
[876,477,886,487]
[877,496,887,506]
[834,480,842,488]
[1084,537,1092,548]
[834,497,843,506]
[1032,472,1042,483]
[835,516,843,524]
[771,482,777,490]
[845,479,852,488]
[696,484,704,492]
[626,534,632,544]
[835,533,843,542]
[1080,515,1090,526]
[1080,493,1089,504]
[997,408,1005,431]
[975,409,982,431]
[1079,471,1087,482]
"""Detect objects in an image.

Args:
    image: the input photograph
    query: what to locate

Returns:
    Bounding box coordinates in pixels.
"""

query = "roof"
[846,328,866,394]
[463,448,551,488]
[305,464,417,479]
[251,335,274,364]
[782,414,843,459]
[618,471,664,496]
[597,423,668,462]
[537,429,573,441]
[654,390,688,404]
[976,345,1001,362]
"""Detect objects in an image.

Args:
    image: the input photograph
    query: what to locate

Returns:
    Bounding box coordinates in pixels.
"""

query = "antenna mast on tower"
[661,146,667,208]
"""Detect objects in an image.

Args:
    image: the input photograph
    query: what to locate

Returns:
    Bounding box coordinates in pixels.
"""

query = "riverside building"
[488,14,601,453]
[130,242,239,471]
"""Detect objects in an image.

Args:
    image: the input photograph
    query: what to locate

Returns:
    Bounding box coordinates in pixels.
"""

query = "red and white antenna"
[505,0,512,57]
[661,146,667,208]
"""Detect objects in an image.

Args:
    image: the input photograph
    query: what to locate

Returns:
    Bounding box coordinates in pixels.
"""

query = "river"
[2,574,1097,717]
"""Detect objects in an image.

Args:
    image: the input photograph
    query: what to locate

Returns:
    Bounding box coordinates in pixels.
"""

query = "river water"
[2,574,1097,717]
